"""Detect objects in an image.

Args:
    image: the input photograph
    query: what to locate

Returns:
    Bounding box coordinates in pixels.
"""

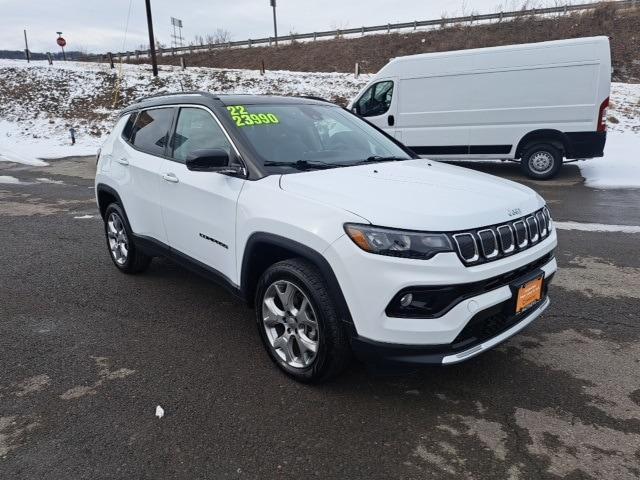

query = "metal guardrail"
[82,0,637,62]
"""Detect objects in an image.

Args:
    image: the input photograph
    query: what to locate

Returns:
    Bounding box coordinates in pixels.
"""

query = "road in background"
[1,157,639,479]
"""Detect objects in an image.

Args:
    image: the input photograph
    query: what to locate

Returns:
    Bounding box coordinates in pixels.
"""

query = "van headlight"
[344,224,453,259]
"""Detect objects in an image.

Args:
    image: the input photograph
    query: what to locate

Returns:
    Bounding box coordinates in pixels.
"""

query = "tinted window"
[172,108,232,163]
[225,103,409,172]
[130,108,174,156]
[357,81,394,117]
[121,112,137,141]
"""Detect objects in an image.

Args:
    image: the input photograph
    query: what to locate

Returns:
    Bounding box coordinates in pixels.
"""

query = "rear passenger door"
[159,106,246,284]
[120,107,175,243]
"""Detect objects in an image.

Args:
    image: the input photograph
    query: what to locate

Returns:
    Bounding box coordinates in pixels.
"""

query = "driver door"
[353,80,399,139]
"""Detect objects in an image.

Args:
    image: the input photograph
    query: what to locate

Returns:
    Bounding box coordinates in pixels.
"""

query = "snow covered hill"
[0,59,638,188]
[0,60,370,159]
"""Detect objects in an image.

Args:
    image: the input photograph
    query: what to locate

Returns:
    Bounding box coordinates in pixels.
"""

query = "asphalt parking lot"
[1,156,639,479]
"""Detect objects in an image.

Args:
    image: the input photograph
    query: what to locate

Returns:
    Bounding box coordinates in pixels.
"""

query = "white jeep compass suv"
[95,92,557,382]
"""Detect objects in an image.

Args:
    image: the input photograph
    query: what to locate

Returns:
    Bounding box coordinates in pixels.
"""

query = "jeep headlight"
[344,224,453,260]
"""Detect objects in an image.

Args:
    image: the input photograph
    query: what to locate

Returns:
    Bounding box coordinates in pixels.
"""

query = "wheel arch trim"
[240,232,355,325]
[96,183,125,220]
[515,129,570,158]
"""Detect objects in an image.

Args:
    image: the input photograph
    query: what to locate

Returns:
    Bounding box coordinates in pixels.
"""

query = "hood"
[279,159,543,231]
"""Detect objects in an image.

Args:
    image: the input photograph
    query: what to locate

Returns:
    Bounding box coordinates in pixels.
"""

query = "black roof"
[121,92,332,114]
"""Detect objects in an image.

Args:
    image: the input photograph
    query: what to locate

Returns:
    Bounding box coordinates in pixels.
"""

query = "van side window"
[130,108,174,156]
[171,108,232,163]
[356,81,394,117]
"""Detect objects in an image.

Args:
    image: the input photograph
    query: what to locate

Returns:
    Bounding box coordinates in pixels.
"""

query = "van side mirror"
[186,149,242,175]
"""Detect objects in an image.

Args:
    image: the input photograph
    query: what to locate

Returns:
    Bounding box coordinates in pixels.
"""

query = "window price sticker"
[227,106,280,127]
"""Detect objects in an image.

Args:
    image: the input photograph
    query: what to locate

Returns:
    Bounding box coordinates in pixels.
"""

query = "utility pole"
[23,29,30,62]
[270,0,278,46]
[145,0,159,77]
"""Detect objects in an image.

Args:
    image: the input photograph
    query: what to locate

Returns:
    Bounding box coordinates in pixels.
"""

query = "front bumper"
[350,294,550,367]
[324,230,557,346]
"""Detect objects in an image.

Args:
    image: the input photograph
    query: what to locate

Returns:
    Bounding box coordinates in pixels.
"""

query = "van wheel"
[255,259,351,383]
[520,143,562,180]
[104,203,152,274]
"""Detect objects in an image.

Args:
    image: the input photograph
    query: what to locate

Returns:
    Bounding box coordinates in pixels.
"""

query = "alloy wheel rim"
[530,151,554,174]
[107,212,129,265]
[262,280,320,369]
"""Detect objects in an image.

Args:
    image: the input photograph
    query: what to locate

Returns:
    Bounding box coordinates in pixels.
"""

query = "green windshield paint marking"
[226,106,280,128]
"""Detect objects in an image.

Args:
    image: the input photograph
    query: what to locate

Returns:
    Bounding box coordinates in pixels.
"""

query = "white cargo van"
[349,36,611,179]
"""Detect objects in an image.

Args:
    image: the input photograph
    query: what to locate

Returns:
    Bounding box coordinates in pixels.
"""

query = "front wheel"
[255,259,351,383]
[520,143,563,180]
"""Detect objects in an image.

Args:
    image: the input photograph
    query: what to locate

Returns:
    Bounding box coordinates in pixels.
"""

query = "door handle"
[116,158,129,166]
[162,173,179,183]
[387,115,395,127]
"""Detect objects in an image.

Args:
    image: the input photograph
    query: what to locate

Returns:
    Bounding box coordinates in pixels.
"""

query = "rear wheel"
[104,203,151,274]
[255,259,351,383]
[520,143,563,180]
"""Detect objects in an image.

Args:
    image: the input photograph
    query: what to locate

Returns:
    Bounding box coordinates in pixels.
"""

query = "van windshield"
[224,103,411,172]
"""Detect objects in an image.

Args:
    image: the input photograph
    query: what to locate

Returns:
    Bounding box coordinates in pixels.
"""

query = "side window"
[171,107,232,163]
[130,108,174,156]
[121,112,137,141]
[356,81,394,117]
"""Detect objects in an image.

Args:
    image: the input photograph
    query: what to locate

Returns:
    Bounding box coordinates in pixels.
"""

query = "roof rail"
[298,95,333,103]
[134,91,218,104]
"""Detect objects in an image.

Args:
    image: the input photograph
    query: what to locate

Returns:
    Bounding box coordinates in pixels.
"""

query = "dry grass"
[126,3,640,82]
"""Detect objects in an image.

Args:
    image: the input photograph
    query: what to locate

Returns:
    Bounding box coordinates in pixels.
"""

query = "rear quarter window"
[130,108,175,156]
[121,112,137,141]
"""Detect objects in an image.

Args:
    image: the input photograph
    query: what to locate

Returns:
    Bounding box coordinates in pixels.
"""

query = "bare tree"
[331,20,349,39]
[205,29,232,46]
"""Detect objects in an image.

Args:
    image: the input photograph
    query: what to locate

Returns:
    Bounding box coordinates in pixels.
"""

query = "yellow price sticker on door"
[226,106,280,128]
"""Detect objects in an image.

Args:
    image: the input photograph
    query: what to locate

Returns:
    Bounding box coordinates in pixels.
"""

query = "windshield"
[224,103,411,172]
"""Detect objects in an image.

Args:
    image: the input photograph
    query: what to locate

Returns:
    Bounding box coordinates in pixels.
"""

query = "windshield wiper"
[263,160,344,171]
[353,155,409,165]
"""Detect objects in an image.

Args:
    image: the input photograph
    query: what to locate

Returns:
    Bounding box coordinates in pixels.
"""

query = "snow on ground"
[576,83,640,189]
[0,59,370,165]
[0,120,97,165]
[579,132,640,189]
[0,175,23,184]
[608,82,640,134]
[0,58,638,189]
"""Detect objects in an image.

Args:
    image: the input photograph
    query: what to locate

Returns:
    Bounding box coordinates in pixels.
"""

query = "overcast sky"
[2,0,576,53]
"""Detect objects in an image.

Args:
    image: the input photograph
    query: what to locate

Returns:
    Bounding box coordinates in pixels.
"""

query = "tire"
[520,143,563,180]
[254,258,351,383]
[103,203,151,274]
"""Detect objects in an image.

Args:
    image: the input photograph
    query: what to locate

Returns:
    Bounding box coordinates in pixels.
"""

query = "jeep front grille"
[450,207,552,265]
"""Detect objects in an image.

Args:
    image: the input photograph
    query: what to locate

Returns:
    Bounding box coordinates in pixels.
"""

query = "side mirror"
[186,148,242,175]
